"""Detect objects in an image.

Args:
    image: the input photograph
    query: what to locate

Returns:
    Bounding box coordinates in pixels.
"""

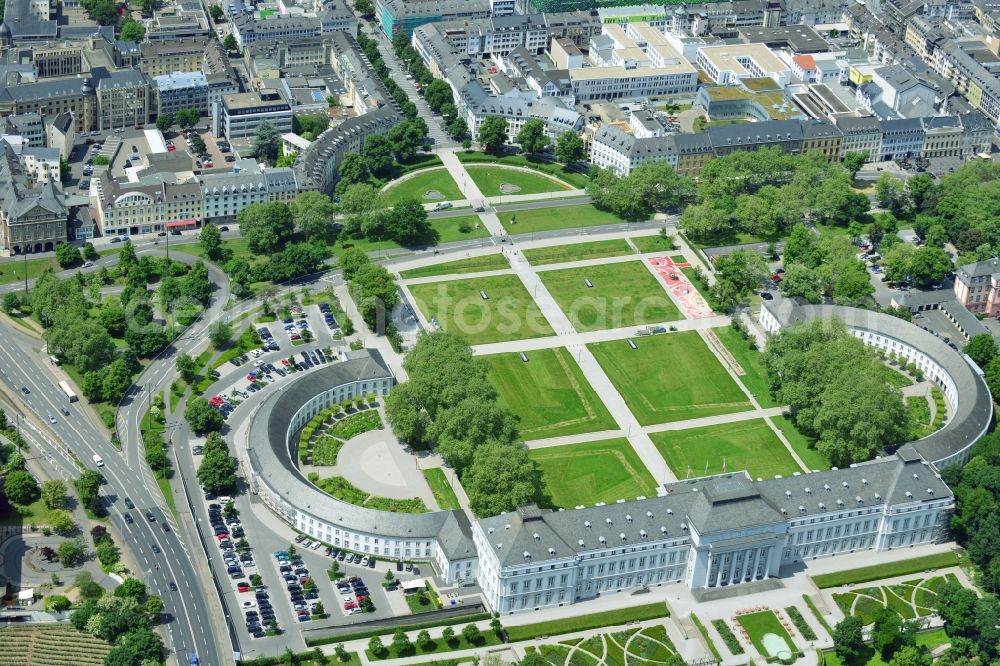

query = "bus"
[58,380,78,403]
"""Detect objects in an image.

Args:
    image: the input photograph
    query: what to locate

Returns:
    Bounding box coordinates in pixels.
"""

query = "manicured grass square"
[401,253,508,279]
[485,347,617,440]
[712,326,777,408]
[498,204,627,234]
[530,438,657,509]
[382,168,464,205]
[539,261,682,332]
[432,216,492,244]
[772,415,831,471]
[736,611,797,660]
[588,331,751,425]
[408,274,553,344]
[465,165,572,196]
[525,239,635,266]
[649,419,799,480]
[631,235,678,254]
[423,468,461,510]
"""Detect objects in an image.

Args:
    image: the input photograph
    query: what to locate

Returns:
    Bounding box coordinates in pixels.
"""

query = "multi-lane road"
[0,322,223,666]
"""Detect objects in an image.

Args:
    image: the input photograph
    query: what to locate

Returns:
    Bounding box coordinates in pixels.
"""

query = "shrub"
[712,619,745,655]
[785,606,817,641]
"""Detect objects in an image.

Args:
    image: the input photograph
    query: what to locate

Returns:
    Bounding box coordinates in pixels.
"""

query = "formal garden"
[526,625,682,666]
[832,574,961,624]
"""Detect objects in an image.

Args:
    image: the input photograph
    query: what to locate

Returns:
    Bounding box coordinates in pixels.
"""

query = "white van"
[92,453,104,467]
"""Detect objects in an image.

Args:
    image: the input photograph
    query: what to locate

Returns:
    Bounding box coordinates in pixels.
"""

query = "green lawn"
[172,236,256,263]
[650,419,800,480]
[631,235,678,254]
[401,254,509,280]
[485,347,617,440]
[382,168,464,205]
[498,205,630,234]
[525,239,634,266]
[736,611,797,661]
[539,261,682,332]
[465,165,572,196]
[712,326,778,407]
[881,364,914,388]
[772,415,831,471]
[422,468,461,510]
[530,438,657,508]
[812,552,962,589]
[589,332,751,425]
[0,496,65,527]
[823,630,950,666]
[505,603,668,642]
[456,151,589,188]
[408,274,553,344]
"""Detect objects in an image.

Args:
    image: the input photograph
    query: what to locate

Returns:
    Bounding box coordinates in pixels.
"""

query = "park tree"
[197,432,238,493]
[3,469,39,505]
[462,623,482,645]
[966,333,998,369]
[57,538,86,567]
[833,616,865,663]
[908,246,952,286]
[461,441,537,516]
[293,191,339,245]
[871,608,916,659]
[55,242,81,268]
[386,198,436,247]
[388,120,425,162]
[711,250,768,311]
[890,646,930,666]
[223,34,238,53]
[778,263,822,303]
[442,626,456,645]
[49,509,75,535]
[253,121,281,164]
[338,247,370,281]
[335,153,370,195]
[369,636,386,658]
[362,134,394,177]
[423,80,454,113]
[350,264,399,331]
[555,131,585,165]
[185,397,224,433]
[145,595,164,620]
[40,479,68,509]
[447,117,469,140]
[515,118,549,155]
[209,4,223,20]
[181,260,212,304]
[478,116,508,152]
[114,578,146,601]
[842,151,869,177]
[385,383,431,447]
[176,353,198,383]
[355,0,374,16]
[237,202,294,254]
[104,628,163,665]
[208,320,232,349]
[392,628,412,655]
[199,223,225,261]
[119,16,145,42]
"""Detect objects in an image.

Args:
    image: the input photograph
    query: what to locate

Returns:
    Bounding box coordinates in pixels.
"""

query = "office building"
[154,71,210,117]
[219,90,293,140]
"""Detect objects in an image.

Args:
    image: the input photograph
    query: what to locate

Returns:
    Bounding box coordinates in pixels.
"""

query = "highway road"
[0,323,222,666]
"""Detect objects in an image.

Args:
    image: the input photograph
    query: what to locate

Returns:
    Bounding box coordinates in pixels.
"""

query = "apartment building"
[154,71,209,118]
[139,38,211,78]
[955,259,1000,315]
[0,143,67,255]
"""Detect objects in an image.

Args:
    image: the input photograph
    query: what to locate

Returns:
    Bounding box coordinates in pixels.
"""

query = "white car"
[348,607,362,615]
[343,595,353,603]
[241,601,255,609]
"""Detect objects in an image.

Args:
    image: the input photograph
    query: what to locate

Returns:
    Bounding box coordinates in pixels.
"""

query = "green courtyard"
[650,419,800,480]
[735,611,800,662]
[531,438,657,509]
[465,165,573,196]
[499,205,629,234]
[408,274,553,344]
[539,261,682,332]
[589,332,751,425]
[382,168,464,205]
[485,347,617,440]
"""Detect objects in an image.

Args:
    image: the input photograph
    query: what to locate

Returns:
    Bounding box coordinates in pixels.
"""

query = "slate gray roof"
[478,453,951,568]
[836,115,883,135]
[247,350,476,553]
[761,297,993,465]
[2,0,57,40]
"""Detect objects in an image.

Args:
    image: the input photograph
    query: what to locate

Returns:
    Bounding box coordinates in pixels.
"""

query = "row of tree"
[777,227,876,307]
[339,248,399,335]
[333,118,429,195]
[763,318,907,467]
[356,33,419,121]
[385,332,538,516]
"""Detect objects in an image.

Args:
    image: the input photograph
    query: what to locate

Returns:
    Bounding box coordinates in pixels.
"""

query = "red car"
[237,582,251,592]
[771,273,782,282]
